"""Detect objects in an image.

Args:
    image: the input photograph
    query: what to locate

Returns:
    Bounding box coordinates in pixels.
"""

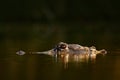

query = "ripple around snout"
[16,50,26,55]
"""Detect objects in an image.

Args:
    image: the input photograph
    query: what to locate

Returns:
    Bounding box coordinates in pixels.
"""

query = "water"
[0,23,120,80]
[1,51,120,80]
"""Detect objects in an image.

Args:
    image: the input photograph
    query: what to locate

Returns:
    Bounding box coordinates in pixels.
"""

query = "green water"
[0,23,120,80]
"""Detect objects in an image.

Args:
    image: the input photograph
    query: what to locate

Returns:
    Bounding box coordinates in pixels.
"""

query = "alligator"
[16,42,107,61]
[30,42,107,59]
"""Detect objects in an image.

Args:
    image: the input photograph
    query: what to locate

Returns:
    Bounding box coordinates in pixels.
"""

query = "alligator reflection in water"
[16,42,107,63]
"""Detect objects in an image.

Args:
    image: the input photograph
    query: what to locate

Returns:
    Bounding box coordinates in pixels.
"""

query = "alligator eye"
[59,44,66,49]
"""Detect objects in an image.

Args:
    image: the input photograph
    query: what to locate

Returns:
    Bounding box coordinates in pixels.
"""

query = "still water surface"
[1,49,120,80]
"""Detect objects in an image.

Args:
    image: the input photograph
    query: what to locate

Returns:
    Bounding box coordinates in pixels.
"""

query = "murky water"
[0,23,120,80]
[1,50,120,80]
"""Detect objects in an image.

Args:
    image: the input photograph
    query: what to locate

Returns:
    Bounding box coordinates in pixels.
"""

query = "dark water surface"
[0,23,120,80]
[1,51,120,80]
